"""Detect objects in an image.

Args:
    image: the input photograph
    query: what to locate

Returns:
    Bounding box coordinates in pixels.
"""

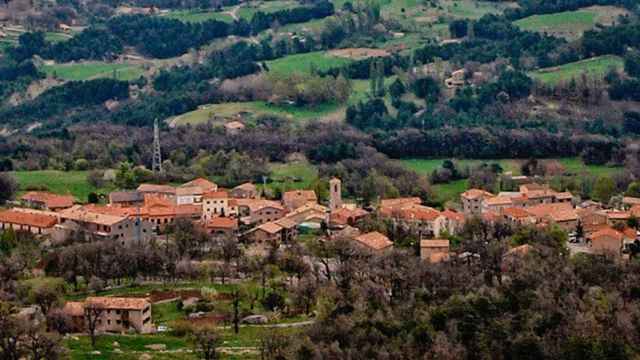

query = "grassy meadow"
[42,62,145,81]
[162,9,234,23]
[513,6,628,39]
[529,55,624,85]
[265,51,353,75]
[10,170,113,202]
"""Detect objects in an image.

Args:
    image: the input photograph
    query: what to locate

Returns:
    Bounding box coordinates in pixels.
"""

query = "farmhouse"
[77,297,154,334]
[20,191,75,211]
[54,205,153,244]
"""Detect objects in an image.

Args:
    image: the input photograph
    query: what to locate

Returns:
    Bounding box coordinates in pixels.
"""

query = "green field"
[237,0,300,20]
[529,55,624,85]
[44,31,73,43]
[163,9,234,23]
[266,51,352,75]
[170,100,342,126]
[42,62,145,81]
[267,161,319,191]
[10,170,113,202]
[514,10,596,33]
[513,6,627,38]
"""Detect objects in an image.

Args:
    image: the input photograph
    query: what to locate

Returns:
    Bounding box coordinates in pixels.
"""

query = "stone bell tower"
[329,177,342,210]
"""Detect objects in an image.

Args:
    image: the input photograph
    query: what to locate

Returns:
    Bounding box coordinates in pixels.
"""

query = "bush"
[261,292,285,311]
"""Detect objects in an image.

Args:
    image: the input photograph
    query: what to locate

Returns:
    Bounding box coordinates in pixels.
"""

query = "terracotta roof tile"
[21,191,74,209]
[206,217,238,229]
[354,231,392,251]
[0,209,58,228]
[461,189,494,200]
[86,297,150,310]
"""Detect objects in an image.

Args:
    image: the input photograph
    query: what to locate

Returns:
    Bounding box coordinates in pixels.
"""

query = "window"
[107,320,111,325]
[116,320,121,324]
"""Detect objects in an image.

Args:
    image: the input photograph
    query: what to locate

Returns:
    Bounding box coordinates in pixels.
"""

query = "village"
[1,166,640,341]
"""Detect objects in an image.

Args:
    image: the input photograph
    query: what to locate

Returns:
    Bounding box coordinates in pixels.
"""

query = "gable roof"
[483,196,513,206]
[137,183,176,194]
[58,206,126,226]
[379,197,422,209]
[21,191,74,209]
[461,189,494,200]
[180,178,217,192]
[525,203,573,220]
[85,297,150,310]
[206,217,238,229]
[283,190,317,203]
[109,191,144,203]
[0,209,58,228]
[590,227,625,242]
[255,222,283,234]
[503,207,533,219]
[354,231,393,251]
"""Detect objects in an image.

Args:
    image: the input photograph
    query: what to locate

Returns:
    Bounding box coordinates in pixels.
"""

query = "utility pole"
[152,118,162,174]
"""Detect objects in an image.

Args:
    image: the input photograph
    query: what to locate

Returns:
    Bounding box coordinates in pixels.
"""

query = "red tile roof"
[206,217,238,229]
[461,189,494,200]
[86,297,150,310]
[503,207,532,219]
[21,191,74,209]
[590,227,625,242]
[180,178,217,192]
[420,239,450,248]
[0,209,58,228]
[354,231,392,251]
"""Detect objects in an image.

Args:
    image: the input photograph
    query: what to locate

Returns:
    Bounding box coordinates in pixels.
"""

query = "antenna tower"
[152,118,162,174]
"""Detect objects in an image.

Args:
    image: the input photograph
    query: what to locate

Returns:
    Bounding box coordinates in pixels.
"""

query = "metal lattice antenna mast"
[152,118,162,174]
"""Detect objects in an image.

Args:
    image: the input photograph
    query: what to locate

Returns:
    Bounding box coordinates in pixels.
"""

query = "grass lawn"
[162,9,234,23]
[41,62,145,81]
[44,31,72,43]
[153,301,184,325]
[265,51,353,75]
[10,170,114,203]
[529,55,624,85]
[432,179,468,204]
[266,161,319,191]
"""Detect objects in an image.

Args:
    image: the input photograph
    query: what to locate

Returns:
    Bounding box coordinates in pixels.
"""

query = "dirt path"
[224,5,240,20]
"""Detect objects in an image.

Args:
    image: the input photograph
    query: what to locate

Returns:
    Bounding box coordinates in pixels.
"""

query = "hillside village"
[3,168,640,345]
[2,0,640,357]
